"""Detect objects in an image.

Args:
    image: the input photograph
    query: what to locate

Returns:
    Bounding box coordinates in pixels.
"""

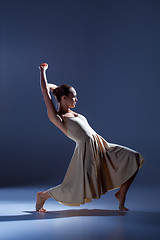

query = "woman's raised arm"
[39,64,66,133]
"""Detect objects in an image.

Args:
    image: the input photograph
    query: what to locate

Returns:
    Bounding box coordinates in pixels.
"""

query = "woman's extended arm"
[39,65,66,133]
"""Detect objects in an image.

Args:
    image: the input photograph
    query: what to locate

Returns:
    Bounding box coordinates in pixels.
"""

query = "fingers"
[40,63,48,67]
[39,63,48,71]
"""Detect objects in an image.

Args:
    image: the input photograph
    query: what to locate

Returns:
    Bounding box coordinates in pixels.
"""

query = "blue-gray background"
[0,0,159,188]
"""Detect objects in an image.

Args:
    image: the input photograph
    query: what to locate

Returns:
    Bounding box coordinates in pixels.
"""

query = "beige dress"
[48,113,145,206]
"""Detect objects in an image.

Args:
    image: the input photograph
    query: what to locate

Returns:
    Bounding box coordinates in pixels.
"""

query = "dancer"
[36,63,145,212]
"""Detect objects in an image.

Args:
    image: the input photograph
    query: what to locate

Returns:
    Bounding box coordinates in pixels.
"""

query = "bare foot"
[115,191,129,211]
[36,192,47,212]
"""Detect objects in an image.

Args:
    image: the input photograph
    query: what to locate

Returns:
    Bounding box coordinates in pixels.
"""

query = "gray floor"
[0,185,160,240]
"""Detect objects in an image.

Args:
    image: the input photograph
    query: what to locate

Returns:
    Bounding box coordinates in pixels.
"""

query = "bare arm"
[47,83,58,93]
[39,65,66,134]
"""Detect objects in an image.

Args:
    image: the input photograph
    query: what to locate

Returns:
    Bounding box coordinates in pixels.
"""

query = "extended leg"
[36,191,51,212]
[115,169,139,211]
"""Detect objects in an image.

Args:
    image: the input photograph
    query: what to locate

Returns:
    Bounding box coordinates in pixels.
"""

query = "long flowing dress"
[48,113,145,206]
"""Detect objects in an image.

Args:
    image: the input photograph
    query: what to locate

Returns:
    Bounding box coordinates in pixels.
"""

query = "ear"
[62,95,66,101]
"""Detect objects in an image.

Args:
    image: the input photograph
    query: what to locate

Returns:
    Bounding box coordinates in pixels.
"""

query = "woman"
[36,63,145,212]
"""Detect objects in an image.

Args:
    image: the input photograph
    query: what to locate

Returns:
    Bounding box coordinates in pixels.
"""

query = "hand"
[39,63,48,71]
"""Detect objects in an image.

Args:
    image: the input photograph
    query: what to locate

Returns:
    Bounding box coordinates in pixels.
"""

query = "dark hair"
[53,84,72,102]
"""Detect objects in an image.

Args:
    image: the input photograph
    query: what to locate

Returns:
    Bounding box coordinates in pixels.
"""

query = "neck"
[58,105,70,115]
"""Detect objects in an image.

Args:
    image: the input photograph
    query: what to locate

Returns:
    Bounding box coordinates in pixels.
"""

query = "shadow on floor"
[0,209,126,222]
[0,209,160,226]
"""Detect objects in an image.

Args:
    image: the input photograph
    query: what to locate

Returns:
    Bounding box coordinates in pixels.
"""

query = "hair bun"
[52,84,72,103]
[53,86,59,96]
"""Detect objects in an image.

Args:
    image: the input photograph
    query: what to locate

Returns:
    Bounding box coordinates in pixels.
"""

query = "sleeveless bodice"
[65,114,96,142]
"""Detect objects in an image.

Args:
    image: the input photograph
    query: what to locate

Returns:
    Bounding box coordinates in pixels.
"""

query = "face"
[65,87,78,108]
